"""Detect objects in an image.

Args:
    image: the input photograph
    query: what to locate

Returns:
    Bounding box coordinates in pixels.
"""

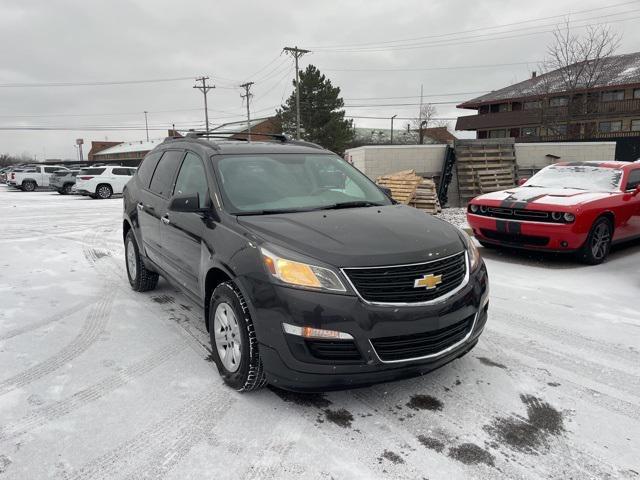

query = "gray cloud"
[0,0,638,158]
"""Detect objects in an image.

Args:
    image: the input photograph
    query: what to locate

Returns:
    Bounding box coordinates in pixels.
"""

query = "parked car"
[73,166,137,199]
[11,165,69,191]
[123,135,489,392]
[50,169,80,194]
[467,161,640,264]
[6,166,30,187]
[0,166,11,184]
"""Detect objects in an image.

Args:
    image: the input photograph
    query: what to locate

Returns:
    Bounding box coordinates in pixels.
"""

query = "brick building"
[455,52,640,159]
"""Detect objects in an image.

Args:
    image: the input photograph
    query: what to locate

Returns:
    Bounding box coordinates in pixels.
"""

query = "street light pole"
[390,115,397,144]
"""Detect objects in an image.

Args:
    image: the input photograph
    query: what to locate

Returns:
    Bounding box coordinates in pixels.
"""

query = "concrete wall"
[345,145,447,180]
[514,142,616,169]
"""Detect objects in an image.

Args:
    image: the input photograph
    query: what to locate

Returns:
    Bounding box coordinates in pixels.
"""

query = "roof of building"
[211,117,272,134]
[459,52,640,108]
[422,126,457,143]
[94,138,165,156]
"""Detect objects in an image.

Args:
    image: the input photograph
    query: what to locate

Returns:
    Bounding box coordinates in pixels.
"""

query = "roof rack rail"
[178,130,325,150]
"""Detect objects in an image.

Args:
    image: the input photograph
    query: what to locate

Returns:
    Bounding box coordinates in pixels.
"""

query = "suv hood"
[476,186,615,207]
[237,204,465,268]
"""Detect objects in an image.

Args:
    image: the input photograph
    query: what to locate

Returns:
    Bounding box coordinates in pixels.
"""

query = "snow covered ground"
[0,186,639,480]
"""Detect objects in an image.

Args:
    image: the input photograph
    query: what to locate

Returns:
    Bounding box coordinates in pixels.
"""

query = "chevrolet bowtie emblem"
[414,274,442,289]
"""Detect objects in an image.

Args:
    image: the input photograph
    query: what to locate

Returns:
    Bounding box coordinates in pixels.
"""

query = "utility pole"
[418,84,424,144]
[193,76,215,133]
[240,82,254,141]
[390,114,397,145]
[144,110,149,141]
[283,46,310,139]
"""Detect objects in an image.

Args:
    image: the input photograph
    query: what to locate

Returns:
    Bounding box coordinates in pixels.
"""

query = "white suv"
[73,166,137,199]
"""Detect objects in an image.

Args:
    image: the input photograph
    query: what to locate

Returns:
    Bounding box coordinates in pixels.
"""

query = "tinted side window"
[112,168,130,176]
[79,168,106,176]
[149,150,184,198]
[44,166,62,173]
[173,152,209,208]
[137,152,162,188]
[626,169,640,190]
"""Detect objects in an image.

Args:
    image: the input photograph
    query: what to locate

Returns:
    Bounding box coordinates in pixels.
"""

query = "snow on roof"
[459,52,640,108]
[94,138,165,156]
[210,117,271,134]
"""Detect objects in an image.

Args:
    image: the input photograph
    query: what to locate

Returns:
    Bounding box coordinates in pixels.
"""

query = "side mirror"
[169,193,202,213]
[634,185,640,196]
[517,177,529,186]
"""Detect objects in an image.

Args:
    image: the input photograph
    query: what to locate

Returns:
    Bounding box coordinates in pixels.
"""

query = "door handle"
[161,215,171,225]
[137,203,144,211]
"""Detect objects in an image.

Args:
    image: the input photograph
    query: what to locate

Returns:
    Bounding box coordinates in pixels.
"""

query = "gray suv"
[50,170,80,194]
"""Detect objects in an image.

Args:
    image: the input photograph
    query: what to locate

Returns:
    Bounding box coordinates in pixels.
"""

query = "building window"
[634,89,640,99]
[599,121,622,133]
[602,90,625,102]
[490,103,508,113]
[548,124,567,136]
[631,120,640,131]
[488,129,507,138]
[521,126,539,137]
[523,100,541,110]
[549,96,569,107]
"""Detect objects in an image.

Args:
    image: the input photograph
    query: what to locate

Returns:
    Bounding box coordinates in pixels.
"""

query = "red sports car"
[466,161,640,264]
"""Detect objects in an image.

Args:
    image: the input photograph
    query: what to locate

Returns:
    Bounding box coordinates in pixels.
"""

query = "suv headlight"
[260,248,346,292]
[459,229,481,270]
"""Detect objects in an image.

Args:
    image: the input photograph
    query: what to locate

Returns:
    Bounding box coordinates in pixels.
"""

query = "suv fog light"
[563,212,575,222]
[469,204,478,213]
[283,323,353,340]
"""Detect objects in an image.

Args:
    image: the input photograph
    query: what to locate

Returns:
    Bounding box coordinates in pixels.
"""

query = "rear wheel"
[96,184,112,199]
[62,183,73,194]
[22,180,36,192]
[125,230,159,291]
[579,217,612,265]
[208,282,267,392]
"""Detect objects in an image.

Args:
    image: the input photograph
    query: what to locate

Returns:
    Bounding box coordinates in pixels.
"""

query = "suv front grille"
[342,252,467,304]
[371,314,474,362]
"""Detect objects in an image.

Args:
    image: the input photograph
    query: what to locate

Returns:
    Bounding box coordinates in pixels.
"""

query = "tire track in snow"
[65,389,233,480]
[0,291,115,397]
[0,342,185,444]
[0,298,97,342]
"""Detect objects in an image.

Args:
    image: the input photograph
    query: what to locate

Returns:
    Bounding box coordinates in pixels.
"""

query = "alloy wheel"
[213,302,242,373]
[590,222,611,260]
[126,238,137,280]
[98,185,111,199]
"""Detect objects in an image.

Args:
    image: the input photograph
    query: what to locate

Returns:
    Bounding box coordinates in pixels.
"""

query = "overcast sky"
[1,0,639,159]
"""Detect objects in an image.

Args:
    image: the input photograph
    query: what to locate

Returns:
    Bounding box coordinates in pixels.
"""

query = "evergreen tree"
[276,65,354,154]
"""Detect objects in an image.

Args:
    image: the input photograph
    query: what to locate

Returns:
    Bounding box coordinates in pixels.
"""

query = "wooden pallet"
[409,179,441,214]
[376,170,441,213]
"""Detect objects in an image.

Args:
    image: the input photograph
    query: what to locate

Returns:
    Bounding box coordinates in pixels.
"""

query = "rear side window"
[136,152,161,188]
[45,166,64,173]
[626,169,640,190]
[113,168,131,176]
[148,150,184,198]
[79,168,106,176]
[173,152,209,208]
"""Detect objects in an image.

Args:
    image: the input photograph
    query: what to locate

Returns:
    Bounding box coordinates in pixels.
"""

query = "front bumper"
[467,213,586,251]
[242,262,489,391]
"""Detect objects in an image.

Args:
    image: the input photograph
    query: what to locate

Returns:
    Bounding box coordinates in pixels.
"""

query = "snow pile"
[435,207,468,229]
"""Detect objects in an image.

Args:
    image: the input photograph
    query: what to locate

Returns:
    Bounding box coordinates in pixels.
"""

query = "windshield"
[524,165,623,191]
[215,153,391,214]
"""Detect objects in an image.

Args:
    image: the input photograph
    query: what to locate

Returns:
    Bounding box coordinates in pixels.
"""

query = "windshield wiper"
[235,208,315,216]
[319,201,386,210]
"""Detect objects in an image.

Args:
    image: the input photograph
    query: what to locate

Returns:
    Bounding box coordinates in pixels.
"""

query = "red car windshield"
[524,165,623,192]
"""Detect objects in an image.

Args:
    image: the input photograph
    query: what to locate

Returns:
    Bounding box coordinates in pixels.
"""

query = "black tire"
[57,189,65,195]
[208,282,267,392]
[125,230,159,292]
[96,184,113,199]
[578,217,612,265]
[22,180,36,192]
[62,183,73,195]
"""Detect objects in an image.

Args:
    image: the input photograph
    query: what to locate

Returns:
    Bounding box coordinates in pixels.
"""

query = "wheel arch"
[204,267,234,331]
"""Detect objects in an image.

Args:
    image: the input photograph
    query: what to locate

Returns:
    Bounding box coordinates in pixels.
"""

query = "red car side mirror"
[517,177,528,186]
[634,185,640,196]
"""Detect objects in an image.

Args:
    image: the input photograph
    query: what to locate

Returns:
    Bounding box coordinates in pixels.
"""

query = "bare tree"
[411,103,449,144]
[536,20,621,138]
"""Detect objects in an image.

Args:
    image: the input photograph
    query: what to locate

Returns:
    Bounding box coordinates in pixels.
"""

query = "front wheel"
[208,282,266,392]
[125,230,159,291]
[578,217,612,265]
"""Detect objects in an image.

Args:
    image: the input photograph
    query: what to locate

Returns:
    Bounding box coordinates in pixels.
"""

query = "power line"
[0,76,196,88]
[312,12,640,53]
[323,61,540,73]
[309,0,639,50]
